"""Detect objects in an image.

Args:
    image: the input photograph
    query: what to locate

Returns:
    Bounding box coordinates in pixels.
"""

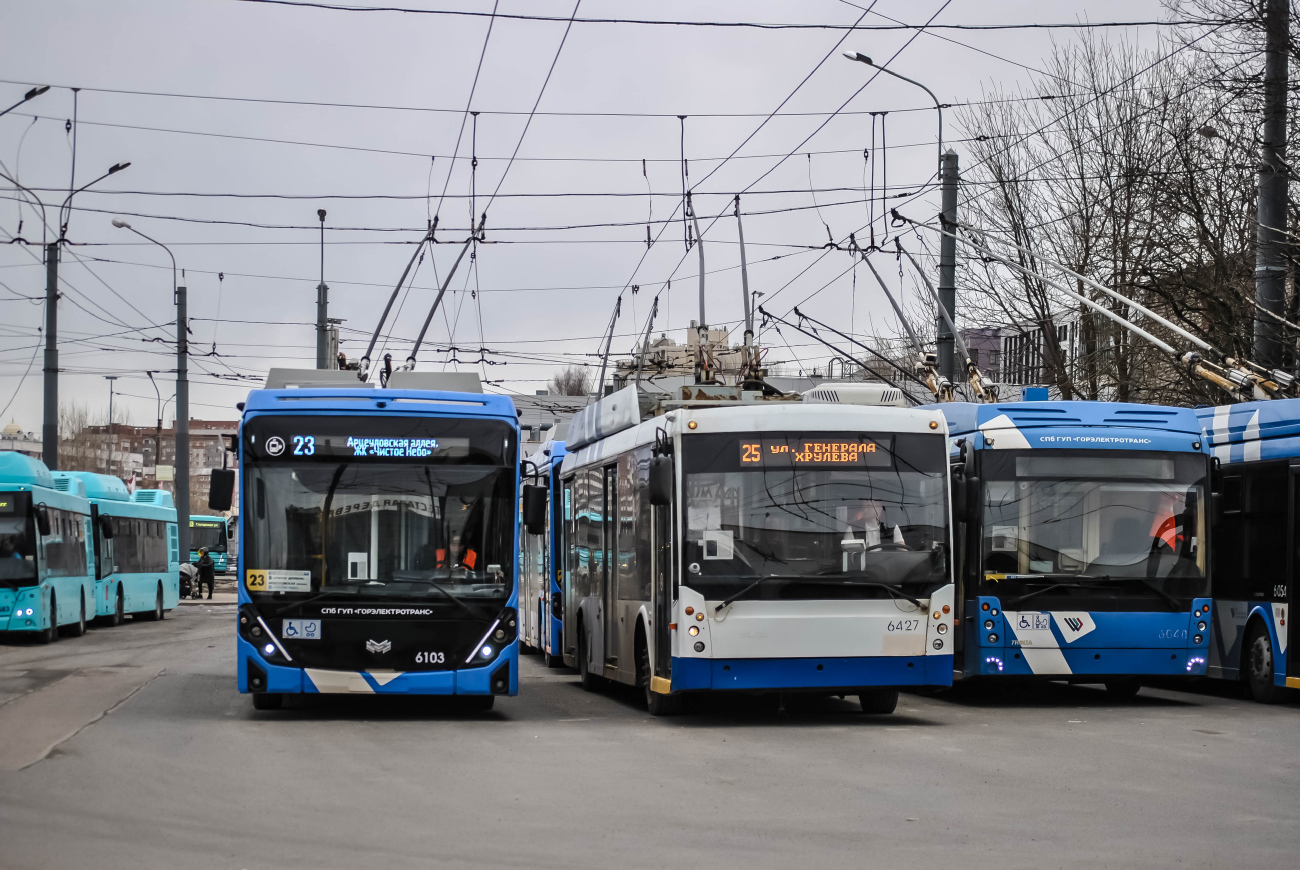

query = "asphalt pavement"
[0,605,1295,870]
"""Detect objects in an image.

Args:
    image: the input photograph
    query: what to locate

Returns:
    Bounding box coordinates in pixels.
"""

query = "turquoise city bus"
[189,514,230,572]
[0,452,96,641]
[55,472,180,624]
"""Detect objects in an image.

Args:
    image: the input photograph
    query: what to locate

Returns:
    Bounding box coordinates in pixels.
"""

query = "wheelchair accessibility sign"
[282,619,322,640]
[1015,612,1051,631]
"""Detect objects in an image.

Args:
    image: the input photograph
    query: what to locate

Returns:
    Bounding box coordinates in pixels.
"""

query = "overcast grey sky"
[0,0,1168,429]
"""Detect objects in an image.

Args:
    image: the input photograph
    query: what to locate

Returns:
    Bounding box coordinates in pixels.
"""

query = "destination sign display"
[264,435,470,460]
[738,437,893,467]
[244,415,514,465]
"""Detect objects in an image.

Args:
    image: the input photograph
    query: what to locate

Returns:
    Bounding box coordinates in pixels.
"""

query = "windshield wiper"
[275,588,362,615]
[395,577,493,619]
[1003,574,1183,611]
[712,573,924,611]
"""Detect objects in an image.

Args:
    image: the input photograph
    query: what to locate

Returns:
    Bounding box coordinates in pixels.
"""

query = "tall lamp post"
[104,375,117,475]
[843,52,959,381]
[112,219,188,564]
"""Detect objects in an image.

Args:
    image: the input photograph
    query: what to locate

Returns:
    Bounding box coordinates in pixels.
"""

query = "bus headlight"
[693,641,705,652]
[1193,634,1203,644]
[688,625,699,636]
[984,619,995,630]
[932,639,944,650]
[1197,621,1206,632]
[988,633,999,644]
[937,623,948,635]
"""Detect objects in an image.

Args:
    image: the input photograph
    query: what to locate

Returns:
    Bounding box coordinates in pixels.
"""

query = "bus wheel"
[36,593,57,644]
[63,594,87,637]
[639,630,681,716]
[155,584,165,620]
[107,586,124,627]
[252,693,283,711]
[858,688,899,714]
[1105,680,1141,699]
[1246,622,1287,704]
[578,626,601,692]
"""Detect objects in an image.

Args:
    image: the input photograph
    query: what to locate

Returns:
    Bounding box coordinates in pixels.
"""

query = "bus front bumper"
[669,653,953,692]
[237,636,518,696]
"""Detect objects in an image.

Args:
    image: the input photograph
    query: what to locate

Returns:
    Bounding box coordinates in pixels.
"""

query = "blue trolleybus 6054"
[934,402,1212,694]
[55,472,179,624]
[558,387,956,716]
[226,379,524,710]
[189,514,230,572]
[521,437,566,667]
[0,452,96,641]
[1197,399,1300,702]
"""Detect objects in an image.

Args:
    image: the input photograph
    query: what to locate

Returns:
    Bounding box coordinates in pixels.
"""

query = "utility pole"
[1254,0,1290,368]
[105,375,117,475]
[176,285,190,564]
[42,241,58,469]
[937,149,960,382]
[316,209,329,368]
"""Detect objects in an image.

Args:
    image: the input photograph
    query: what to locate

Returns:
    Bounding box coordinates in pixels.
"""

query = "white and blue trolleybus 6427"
[216,372,528,710]
[54,472,179,624]
[0,452,96,641]
[1197,398,1300,702]
[558,386,956,715]
[935,401,1212,694]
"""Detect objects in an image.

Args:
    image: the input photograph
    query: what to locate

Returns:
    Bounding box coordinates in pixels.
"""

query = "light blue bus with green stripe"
[55,472,180,624]
[189,514,230,572]
[0,452,97,641]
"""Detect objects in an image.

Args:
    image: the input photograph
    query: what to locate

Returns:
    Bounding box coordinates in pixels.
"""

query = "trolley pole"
[41,241,59,469]
[937,150,960,382]
[1253,0,1289,368]
[176,285,190,564]
[316,209,329,369]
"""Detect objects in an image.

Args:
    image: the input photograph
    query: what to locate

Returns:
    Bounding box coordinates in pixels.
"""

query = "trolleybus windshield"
[681,431,949,602]
[0,492,36,584]
[242,416,516,604]
[979,449,1208,605]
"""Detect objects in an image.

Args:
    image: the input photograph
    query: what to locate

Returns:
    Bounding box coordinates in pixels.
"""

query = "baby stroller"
[179,563,201,600]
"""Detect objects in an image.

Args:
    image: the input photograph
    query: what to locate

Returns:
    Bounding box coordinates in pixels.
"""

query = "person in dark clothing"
[197,548,216,599]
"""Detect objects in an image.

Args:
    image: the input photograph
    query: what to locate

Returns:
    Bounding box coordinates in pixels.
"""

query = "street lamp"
[0,85,49,120]
[113,219,188,561]
[59,162,129,238]
[843,52,943,171]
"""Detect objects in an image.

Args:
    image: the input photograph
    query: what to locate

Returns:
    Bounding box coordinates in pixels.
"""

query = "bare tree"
[547,365,592,397]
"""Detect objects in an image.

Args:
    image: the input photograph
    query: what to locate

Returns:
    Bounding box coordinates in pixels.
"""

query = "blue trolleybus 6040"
[54,472,179,624]
[934,402,1212,694]
[225,379,524,710]
[0,452,96,641]
[558,387,956,716]
[521,437,566,667]
[189,514,230,572]
[1196,399,1300,702]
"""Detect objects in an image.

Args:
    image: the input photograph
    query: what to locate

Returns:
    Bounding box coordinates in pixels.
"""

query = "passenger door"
[652,494,674,681]
[1288,467,1300,681]
[603,464,618,667]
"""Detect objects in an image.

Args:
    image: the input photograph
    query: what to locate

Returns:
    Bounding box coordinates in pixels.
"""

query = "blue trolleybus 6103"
[224,378,524,710]
[521,437,566,667]
[934,401,1212,695]
[1196,399,1300,702]
[54,472,179,625]
[189,514,230,572]
[558,387,956,716]
[0,452,96,641]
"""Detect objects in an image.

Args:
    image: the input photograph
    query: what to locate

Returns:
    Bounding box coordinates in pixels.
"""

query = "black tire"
[858,688,899,714]
[106,586,124,627]
[461,695,495,712]
[63,593,87,637]
[1105,679,1141,699]
[639,628,681,716]
[36,593,57,644]
[1245,622,1287,704]
[252,692,283,710]
[156,584,166,620]
[578,623,601,692]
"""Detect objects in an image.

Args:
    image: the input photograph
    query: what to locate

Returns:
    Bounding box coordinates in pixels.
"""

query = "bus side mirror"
[100,516,114,539]
[209,469,235,512]
[523,485,547,535]
[951,471,968,523]
[34,504,50,537]
[966,476,982,522]
[649,456,673,506]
